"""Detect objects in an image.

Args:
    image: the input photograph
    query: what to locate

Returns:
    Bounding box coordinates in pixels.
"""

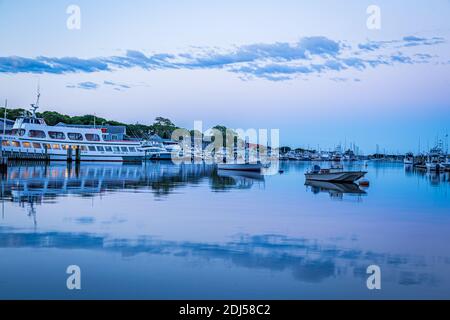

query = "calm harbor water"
[0,161,449,299]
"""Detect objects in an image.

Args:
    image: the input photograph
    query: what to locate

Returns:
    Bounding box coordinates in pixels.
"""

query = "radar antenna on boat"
[30,82,41,118]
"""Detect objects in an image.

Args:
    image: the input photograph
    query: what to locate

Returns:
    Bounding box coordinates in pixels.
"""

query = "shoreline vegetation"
[0,107,231,142]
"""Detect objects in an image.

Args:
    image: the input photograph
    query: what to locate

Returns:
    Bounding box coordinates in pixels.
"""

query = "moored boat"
[305,165,367,182]
[425,145,446,171]
[217,162,263,172]
[404,152,414,165]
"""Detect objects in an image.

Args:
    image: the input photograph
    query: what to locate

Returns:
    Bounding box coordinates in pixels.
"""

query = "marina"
[1,0,450,306]
[1,94,448,177]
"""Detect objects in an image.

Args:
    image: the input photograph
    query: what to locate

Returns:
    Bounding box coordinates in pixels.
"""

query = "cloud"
[66,80,136,91]
[401,36,445,47]
[358,36,445,51]
[66,81,99,90]
[403,36,426,42]
[391,54,413,64]
[0,35,446,81]
[330,77,348,82]
[103,80,131,90]
[0,56,109,74]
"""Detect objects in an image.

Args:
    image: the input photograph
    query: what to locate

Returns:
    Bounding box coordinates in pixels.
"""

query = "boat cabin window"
[2,140,10,147]
[29,130,46,138]
[88,146,96,151]
[105,146,113,152]
[11,129,26,136]
[121,147,128,152]
[128,147,136,152]
[68,133,84,141]
[96,146,105,152]
[31,118,44,125]
[32,143,42,149]
[113,147,120,152]
[12,141,21,147]
[52,144,61,150]
[22,142,32,148]
[80,146,87,151]
[43,144,52,150]
[85,134,100,141]
[49,131,66,140]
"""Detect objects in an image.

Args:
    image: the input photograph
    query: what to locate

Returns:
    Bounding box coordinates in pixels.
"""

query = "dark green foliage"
[0,108,232,141]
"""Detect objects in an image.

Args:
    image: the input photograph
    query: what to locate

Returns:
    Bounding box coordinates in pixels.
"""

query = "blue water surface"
[0,161,449,299]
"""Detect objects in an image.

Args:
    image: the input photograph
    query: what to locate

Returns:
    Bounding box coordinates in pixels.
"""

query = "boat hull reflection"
[305,180,366,199]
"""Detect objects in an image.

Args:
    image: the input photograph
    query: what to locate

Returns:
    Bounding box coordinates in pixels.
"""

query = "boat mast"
[3,99,7,135]
[30,83,41,118]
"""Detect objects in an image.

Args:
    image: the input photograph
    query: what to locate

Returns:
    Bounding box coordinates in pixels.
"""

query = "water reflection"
[0,227,443,286]
[305,180,366,200]
[405,165,450,185]
[1,162,450,299]
[0,163,266,205]
[213,170,265,191]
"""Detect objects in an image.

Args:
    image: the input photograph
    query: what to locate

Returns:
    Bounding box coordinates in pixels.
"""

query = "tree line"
[0,108,231,141]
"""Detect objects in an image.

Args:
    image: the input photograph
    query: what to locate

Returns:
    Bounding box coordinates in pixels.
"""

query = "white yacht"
[1,97,144,162]
[404,152,414,165]
[163,139,182,156]
[425,146,446,171]
[139,135,183,160]
[140,134,171,160]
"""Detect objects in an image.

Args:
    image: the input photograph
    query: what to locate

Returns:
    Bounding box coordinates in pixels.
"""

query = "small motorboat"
[305,165,367,183]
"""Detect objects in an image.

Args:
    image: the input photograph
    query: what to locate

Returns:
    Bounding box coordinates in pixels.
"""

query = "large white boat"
[1,97,144,162]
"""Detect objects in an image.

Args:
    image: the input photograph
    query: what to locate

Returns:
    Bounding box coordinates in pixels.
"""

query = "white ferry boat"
[1,97,144,162]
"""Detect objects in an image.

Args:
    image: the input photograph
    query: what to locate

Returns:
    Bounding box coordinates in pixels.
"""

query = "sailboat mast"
[3,99,7,135]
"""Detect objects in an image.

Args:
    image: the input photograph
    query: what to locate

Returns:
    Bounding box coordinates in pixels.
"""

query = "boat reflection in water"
[305,180,366,200]
[405,166,450,186]
[0,162,267,205]
[214,170,265,191]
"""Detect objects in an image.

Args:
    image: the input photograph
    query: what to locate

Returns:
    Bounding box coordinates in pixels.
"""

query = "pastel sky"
[1,0,449,153]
